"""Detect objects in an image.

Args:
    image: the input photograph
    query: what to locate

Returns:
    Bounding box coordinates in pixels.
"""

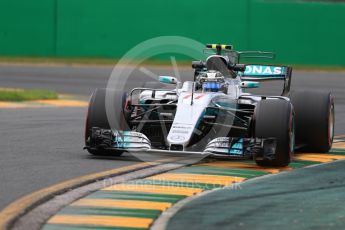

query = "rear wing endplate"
[239,65,292,96]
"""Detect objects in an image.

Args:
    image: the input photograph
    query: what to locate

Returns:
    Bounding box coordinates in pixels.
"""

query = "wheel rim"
[290,116,295,154]
[329,103,335,146]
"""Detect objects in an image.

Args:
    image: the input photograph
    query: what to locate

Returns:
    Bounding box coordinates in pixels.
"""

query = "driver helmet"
[200,71,227,92]
[206,55,236,78]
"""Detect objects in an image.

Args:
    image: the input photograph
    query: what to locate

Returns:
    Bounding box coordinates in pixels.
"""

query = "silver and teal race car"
[84,44,334,167]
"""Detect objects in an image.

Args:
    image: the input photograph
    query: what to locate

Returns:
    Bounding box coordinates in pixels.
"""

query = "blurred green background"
[0,0,344,66]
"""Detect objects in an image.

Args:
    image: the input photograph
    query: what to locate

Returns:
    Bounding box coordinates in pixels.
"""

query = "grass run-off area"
[0,88,58,102]
[1,56,345,71]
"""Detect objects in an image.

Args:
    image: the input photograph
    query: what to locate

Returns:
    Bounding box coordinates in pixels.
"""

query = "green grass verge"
[1,56,345,71]
[0,56,119,66]
[0,56,189,66]
[0,88,58,102]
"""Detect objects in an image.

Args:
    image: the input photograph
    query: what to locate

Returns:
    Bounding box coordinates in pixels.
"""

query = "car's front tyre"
[85,88,129,156]
[254,99,294,167]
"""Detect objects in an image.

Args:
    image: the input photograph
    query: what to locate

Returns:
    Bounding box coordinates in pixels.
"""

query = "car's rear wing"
[239,65,292,96]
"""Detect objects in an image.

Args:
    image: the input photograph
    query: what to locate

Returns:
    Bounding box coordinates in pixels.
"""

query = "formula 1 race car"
[84,44,334,166]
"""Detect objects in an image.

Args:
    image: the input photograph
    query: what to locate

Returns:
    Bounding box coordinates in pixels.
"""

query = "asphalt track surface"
[0,64,344,220]
[0,106,141,209]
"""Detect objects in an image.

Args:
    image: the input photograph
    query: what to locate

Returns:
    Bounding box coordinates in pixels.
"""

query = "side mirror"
[192,61,205,69]
[159,76,179,85]
[229,64,246,72]
[240,81,259,88]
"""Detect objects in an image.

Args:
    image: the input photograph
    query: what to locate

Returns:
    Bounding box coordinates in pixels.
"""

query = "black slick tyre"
[85,88,129,156]
[255,99,294,167]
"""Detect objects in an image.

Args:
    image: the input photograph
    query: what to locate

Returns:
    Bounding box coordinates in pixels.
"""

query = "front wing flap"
[85,128,276,160]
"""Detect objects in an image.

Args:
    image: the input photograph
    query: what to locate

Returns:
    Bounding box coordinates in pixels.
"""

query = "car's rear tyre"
[85,88,129,156]
[290,91,334,152]
[255,99,294,167]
